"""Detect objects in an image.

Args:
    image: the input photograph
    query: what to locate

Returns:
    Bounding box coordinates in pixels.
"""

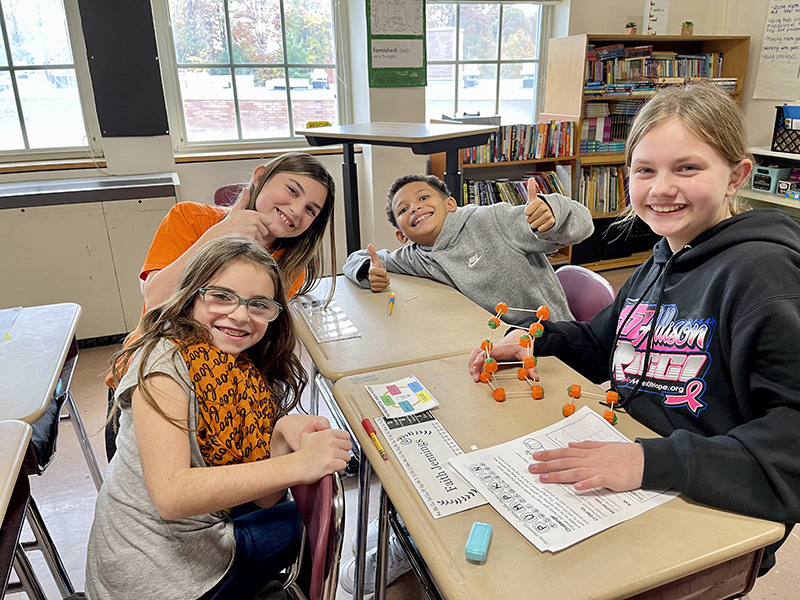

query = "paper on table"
[375,412,486,519]
[294,298,360,343]
[448,406,678,552]
[365,376,439,418]
[0,306,21,342]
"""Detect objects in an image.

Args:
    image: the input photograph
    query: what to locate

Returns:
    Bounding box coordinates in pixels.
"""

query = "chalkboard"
[754,0,800,99]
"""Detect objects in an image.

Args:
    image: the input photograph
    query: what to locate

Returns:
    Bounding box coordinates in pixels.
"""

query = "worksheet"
[448,406,678,552]
[294,298,360,343]
[365,376,440,418]
[375,412,486,519]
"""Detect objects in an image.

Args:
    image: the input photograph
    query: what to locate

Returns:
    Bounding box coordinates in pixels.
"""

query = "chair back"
[289,472,345,600]
[214,183,246,207]
[555,265,615,322]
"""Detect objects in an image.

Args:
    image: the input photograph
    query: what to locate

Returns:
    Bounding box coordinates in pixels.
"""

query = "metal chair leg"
[63,391,103,491]
[10,544,48,600]
[24,497,75,597]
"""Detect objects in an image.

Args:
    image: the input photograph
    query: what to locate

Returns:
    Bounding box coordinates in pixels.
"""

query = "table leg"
[65,391,104,491]
[443,150,463,205]
[24,497,74,596]
[11,545,47,600]
[374,488,391,600]
[342,142,361,254]
[353,447,372,600]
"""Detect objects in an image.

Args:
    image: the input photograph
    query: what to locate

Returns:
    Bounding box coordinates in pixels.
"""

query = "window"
[0,0,101,160]
[156,0,341,151]
[426,1,548,125]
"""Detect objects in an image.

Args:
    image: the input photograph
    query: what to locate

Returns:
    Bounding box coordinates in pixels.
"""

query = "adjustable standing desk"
[0,420,32,597]
[333,354,785,600]
[296,122,496,253]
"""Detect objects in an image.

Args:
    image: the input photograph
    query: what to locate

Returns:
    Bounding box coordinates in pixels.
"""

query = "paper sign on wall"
[644,0,670,35]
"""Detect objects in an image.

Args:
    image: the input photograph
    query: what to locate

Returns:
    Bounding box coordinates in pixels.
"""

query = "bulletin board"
[367,0,427,88]
[754,0,800,100]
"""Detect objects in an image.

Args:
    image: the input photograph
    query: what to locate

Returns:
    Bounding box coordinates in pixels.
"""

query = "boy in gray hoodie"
[342,174,594,325]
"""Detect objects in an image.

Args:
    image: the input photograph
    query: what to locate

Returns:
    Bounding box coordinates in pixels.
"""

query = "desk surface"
[295,122,497,145]
[0,303,81,423]
[333,355,785,600]
[290,276,493,381]
[0,420,32,526]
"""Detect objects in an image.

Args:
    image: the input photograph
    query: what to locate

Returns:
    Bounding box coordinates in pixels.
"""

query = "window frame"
[0,0,103,163]
[425,0,552,124]
[152,0,350,155]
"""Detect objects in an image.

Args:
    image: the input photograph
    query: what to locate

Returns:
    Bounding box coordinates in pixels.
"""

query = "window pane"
[178,67,237,142]
[230,0,282,64]
[500,5,540,60]
[426,63,455,119]
[0,72,24,149]
[0,25,8,67]
[289,66,336,133]
[237,67,290,139]
[499,63,535,124]
[169,0,229,64]
[285,0,334,64]
[459,4,499,61]
[4,0,72,66]
[458,63,496,117]
[17,68,86,147]
[427,3,456,61]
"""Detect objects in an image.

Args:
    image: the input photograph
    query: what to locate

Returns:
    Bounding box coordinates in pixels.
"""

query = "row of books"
[585,51,726,84]
[577,165,628,214]
[461,121,576,164]
[583,100,645,117]
[462,171,568,207]
[580,115,635,147]
[584,80,657,96]
[579,140,626,153]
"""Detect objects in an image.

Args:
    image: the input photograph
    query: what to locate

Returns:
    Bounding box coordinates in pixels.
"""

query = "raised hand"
[210,187,274,245]
[524,177,555,232]
[527,441,644,492]
[293,420,352,484]
[366,243,391,292]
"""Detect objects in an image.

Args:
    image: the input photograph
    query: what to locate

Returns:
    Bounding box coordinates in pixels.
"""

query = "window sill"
[0,158,108,174]
[175,145,359,164]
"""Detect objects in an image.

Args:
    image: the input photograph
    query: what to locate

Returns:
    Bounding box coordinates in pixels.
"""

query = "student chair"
[213,183,246,207]
[283,472,345,600]
[555,265,616,322]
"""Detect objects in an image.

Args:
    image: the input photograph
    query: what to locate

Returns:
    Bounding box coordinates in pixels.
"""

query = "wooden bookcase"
[543,33,750,271]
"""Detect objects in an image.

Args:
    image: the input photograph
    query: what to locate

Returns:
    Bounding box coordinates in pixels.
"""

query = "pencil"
[388,291,396,316]
[361,415,389,461]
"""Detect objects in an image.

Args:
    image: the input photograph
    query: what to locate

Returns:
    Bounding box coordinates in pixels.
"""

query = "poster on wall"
[368,0,426,87]
[754,0,800,99]
[644,0,670,36]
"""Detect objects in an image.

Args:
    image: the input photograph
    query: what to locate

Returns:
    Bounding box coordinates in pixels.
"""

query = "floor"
[8,266,800,599]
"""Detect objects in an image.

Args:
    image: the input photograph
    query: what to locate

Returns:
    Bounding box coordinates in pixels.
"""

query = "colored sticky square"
[415,391,433,403]
[380,394,395,406]
[407,381,423,393]
[386,385,401,395]
[398,400,414,412]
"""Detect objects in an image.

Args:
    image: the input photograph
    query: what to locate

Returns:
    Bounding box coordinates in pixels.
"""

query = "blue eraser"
[465,521,492,562]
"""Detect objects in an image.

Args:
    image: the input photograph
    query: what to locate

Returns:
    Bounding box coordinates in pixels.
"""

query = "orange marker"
[361,416,389,461]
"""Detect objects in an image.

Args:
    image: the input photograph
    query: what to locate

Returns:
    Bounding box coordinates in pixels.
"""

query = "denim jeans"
[200,500,302,600]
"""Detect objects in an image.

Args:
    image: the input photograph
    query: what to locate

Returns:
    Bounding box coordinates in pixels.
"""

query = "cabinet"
[740,147,800,222]
[429,121,579,266]
[543,33,750,270]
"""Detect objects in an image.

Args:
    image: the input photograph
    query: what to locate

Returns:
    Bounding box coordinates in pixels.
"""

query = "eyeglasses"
[196,288,283,323]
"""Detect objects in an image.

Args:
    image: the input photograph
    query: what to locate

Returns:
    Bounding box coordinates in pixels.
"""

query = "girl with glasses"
[88,235,351,599]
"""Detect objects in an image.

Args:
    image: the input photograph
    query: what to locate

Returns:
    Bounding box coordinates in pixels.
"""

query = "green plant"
[625,21,637,28]
[681,21,694,28]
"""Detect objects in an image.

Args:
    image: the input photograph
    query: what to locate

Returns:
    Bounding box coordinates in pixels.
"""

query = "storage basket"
[771,105,800,155]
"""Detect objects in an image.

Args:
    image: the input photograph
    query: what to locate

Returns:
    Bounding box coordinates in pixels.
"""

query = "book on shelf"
[578,165,629,213]
[462,171,568,207]
[460,120,575,164]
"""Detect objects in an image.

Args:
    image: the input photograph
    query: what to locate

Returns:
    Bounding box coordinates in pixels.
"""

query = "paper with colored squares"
[365,375,439,419]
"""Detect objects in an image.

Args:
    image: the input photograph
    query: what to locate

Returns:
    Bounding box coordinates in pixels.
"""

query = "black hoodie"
[536,209,800,573]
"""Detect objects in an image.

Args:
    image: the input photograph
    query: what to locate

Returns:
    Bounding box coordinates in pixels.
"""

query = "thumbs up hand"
[212,186,274,245]
[366,243,391,292]
[524,177,555,232]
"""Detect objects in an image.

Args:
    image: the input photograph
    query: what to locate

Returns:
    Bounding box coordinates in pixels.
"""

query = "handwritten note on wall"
[754,1,800,99]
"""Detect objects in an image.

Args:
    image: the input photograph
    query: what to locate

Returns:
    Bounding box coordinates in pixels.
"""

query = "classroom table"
[296,122,496,253]
[333,354,785,600]
[0,302,102,596]
[0,420,32,596]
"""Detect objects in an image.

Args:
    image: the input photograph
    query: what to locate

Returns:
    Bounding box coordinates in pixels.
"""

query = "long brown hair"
[245,152,337,300]
[111,235,307,428]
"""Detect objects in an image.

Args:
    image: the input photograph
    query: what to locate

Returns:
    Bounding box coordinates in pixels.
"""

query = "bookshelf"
[543,33,750,270]
[429,120,579,266]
